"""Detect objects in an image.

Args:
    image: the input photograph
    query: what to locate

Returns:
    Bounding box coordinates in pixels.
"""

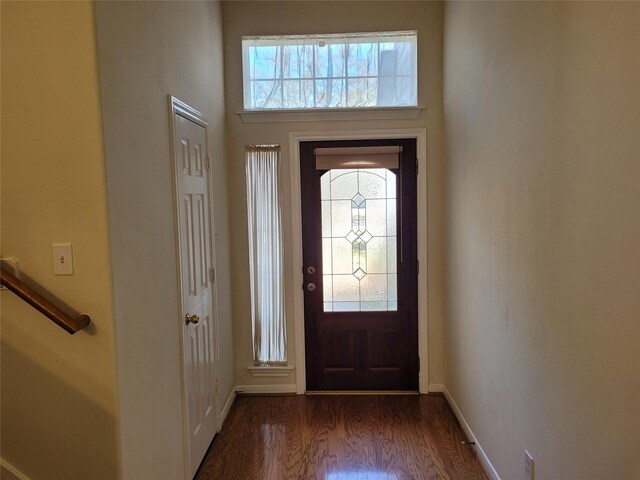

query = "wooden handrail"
[0,267,91,334]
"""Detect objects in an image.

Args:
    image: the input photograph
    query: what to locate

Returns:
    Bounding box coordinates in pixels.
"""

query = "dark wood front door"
[301,138,418,391]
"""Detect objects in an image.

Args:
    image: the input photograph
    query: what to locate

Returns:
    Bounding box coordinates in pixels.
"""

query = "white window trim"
[288,128,429,394]
[238,105,425,123]
[245,365,295,377]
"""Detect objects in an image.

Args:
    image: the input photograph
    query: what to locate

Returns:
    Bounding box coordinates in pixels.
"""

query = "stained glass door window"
[321,168,397,312]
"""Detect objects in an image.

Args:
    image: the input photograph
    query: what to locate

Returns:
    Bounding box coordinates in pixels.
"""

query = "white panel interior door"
[173,109,218,478]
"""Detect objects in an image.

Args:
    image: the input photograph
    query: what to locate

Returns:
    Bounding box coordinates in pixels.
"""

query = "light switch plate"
[52,243,74,275]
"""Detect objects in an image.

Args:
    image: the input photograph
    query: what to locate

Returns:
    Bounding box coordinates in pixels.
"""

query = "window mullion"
[280,45,284,108]
[345,43,350,107]
[313,45,317,108]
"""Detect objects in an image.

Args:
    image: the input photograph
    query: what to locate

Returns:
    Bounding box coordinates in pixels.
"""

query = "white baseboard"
[220,389,236,427]
[428,383,444,393]
[1,458,31,480]
[235,384,297,394]
[443,386,501,480]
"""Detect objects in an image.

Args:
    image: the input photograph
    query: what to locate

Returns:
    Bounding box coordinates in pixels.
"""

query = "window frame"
[241,30,419,113]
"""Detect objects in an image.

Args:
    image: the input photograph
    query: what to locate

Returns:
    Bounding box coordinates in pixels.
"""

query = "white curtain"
[245,145,287,365]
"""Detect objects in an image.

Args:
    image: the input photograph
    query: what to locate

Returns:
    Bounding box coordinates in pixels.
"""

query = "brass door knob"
[185,313,200,325]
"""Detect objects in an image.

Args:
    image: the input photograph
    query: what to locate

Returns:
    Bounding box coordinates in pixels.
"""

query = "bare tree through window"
[242,31,417,110]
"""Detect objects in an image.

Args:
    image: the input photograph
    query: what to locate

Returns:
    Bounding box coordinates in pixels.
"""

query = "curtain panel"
[245,145,287,365]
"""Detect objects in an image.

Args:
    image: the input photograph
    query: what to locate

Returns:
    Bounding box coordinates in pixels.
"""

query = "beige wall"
[94,1,232,478]
[443,2,640,479]
[221,0,445,389]
[0,2,119,479]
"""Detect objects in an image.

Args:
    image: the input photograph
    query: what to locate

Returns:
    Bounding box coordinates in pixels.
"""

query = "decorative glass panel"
[321,168,397,312]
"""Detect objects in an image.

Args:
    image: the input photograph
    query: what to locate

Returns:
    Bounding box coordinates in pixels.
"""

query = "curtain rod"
[242,31,417,42]
[245,144,281,152]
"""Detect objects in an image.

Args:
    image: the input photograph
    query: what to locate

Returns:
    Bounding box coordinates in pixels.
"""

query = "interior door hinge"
[416,158,419,175]
[206,154,211,170]
[215,377,219,392]
[209,267,215,283]
[417,259,420,275]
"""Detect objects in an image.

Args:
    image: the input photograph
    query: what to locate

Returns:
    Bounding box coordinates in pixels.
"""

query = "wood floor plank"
[195,394,489,480]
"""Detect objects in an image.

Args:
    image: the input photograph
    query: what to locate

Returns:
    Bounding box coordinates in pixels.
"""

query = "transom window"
[242,31,417,110]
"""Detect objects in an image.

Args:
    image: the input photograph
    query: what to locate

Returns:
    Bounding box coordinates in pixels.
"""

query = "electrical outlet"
[525,450,535,480]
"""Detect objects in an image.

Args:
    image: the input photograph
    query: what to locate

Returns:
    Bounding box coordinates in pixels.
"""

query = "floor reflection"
[196,395,489,479]
[326,472,399,480]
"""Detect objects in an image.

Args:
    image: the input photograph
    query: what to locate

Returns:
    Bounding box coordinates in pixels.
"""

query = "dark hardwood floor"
[195,394,489,480]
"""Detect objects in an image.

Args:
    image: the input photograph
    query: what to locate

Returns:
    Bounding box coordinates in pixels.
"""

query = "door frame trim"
[168,95,221,479]
[289,128,429,394]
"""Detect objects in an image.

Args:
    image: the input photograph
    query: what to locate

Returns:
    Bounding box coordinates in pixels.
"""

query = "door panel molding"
[289,128,428,394]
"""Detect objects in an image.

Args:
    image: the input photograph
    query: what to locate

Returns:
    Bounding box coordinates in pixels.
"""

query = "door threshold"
[306,390,419,396]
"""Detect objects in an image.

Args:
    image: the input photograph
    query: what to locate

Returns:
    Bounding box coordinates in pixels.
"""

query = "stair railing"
[0,267,91,334]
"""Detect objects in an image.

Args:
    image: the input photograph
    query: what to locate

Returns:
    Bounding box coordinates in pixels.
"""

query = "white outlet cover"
[52,243,74,275]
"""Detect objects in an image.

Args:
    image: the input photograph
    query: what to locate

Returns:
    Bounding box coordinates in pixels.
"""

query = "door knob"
[306,266,316,274]
[185,313,200,325]
[306,283,316,292]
